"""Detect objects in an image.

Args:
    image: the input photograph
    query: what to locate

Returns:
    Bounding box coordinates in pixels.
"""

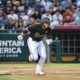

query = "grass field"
[0,63,80,80]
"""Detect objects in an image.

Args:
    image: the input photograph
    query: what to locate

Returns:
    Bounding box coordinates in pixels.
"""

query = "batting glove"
[17,35,23,40]
[46,39,53,45]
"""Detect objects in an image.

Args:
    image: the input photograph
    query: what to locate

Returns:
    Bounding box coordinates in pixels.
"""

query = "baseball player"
[18,17,51,75]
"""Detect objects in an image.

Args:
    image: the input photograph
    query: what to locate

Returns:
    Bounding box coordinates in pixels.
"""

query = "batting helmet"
[41,17,50,23]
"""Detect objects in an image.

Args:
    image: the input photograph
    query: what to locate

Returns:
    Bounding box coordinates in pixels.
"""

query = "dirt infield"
[0,64,80,80]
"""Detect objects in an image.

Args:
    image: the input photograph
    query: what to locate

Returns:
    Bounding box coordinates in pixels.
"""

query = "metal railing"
[0,29,22,34]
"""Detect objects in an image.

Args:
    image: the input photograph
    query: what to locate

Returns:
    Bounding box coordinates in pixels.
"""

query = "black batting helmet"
[41,17,50,23]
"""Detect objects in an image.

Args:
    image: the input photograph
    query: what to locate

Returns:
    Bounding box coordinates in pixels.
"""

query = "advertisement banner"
[0,34,29,61]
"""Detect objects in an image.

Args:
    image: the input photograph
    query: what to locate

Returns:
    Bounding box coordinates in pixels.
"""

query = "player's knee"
[41,55,46,60]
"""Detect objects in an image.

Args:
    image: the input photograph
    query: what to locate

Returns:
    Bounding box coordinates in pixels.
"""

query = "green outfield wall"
[0,33,29,61]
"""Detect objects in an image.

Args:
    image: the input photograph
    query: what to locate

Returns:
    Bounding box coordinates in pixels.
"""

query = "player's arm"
[45,27,53,45]
[17,24,40,40]
[17,28,29,40]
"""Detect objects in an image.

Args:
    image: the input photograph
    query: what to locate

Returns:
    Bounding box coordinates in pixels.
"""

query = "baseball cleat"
[29,54,33,62]
[35,71,44,75]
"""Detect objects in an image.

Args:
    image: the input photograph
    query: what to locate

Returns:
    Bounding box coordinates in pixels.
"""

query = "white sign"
[0,40,24,57]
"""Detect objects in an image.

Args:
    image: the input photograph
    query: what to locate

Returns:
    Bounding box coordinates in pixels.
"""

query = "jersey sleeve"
[22,24,36,34]
[46,27,52,39]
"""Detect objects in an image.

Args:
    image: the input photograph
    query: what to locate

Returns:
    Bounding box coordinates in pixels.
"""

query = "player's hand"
[46,39,53,45]
[17,35,23,40]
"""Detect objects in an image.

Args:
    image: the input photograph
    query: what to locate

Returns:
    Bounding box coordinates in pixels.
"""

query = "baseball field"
[0,63,80,80]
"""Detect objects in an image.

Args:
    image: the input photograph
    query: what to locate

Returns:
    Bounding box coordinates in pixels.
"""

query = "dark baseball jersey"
[28,23,51,42]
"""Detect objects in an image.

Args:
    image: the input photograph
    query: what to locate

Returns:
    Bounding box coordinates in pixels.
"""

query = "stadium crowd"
[0,0,80,33]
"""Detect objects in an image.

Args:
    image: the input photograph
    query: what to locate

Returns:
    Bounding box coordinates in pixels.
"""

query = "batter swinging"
[18,17,51,75]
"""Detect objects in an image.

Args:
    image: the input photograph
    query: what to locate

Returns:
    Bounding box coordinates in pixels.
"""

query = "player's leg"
[36,41,46,74]
[27,37,38,61]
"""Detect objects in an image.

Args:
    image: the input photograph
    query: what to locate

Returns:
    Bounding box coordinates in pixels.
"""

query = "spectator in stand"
[31,9,41,20]
[16,1,25,12]
[27,17,37,27]
[14,1,25,14]
[70,4,77,14]
[61,0,72,10]
[41,0,53,11]
[74,8,80,25]
[12,0,24,12]
[53,0,59,6]
[42,9,53,22]
[49,6,55,16]
[40,5,46,16]
[76,0,80,6]
[53,0,60,10]
[35,0,42,11]
[27,5,35,16]
[57,5,65,15]
[20,11,29,27]
[4,1,13,15]
[29,17,36,25]
[20,0,27,11]
[72,0,76,3]
[11,0,18,11]
[63,7,74,25]
[0,0,7,8]
[6,0,12,7]
[0,0,4,8]
[15,4,21,14]
[5,6,12,15]
[0,8,5,20]
[5,17,15,31]
[15,17,24,32]
[1,0,80,33]
[7,10,18,23]
[0,8,7,28]
[11,0,18,6]
[52,10,63,26]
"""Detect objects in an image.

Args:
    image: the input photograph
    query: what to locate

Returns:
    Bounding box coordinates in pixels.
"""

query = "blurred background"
[0,0,80,63]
